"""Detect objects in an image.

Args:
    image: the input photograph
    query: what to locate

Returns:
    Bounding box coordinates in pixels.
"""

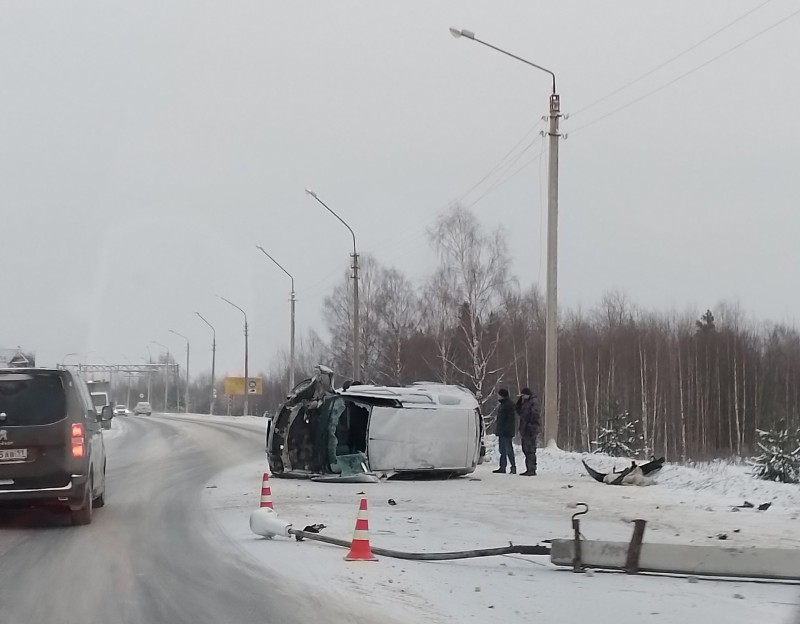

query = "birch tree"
[428,204,510,407]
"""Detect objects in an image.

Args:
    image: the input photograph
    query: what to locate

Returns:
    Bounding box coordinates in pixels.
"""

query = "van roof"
[340,383,479,409]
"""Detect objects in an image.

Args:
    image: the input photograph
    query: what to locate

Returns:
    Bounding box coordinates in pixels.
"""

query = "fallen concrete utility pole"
[251,504,800,581]
[551,504,800,582]
[551,539,800,581]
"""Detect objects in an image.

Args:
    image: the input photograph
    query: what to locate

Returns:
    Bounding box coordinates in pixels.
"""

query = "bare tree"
[420,267,458,383]
[428,204,510,406]
[375,267,419,384]
[322,254,385,382]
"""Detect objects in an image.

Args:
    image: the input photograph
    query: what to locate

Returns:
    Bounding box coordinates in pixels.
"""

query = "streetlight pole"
[141,358,153,403]
[305,189,360,381]
[169,330,190,413]
[122,355,133,408]
[151,341,170,412]
[144,347,153,403]
[449,27,561,448]
[256,245,296,390]
[195,312,216,415]
[218,296,249,416]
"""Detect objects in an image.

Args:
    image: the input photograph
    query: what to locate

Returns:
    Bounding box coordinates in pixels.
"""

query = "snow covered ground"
[101,414,127,440]
[204,435,800,624]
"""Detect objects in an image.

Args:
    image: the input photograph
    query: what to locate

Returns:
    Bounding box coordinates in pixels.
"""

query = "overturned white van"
[266,371,484,481]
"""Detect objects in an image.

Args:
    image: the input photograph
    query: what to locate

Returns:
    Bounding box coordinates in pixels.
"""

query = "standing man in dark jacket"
[516,387,541,475]
[493,388,517,474]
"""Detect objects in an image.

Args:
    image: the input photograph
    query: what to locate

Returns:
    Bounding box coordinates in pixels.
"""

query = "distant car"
[0,368,107,525]
[133,402,152,416]
[113,404,128,417]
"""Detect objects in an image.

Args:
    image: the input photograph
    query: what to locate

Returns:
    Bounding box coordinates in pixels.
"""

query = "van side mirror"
[101,405,114,421]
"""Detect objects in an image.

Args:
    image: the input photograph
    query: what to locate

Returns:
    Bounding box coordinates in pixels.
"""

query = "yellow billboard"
[224,377,263,396]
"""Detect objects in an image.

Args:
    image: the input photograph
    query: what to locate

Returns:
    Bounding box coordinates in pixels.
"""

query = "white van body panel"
[367,405,480,472]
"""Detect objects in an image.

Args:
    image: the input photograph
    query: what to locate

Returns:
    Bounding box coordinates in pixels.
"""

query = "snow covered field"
[204,436,800,624]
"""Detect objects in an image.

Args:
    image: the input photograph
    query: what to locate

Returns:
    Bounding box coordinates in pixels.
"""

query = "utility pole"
[305,189,360,381]
[244,319,249,416]
[543,92,561,448]
[169,330,190,414]
[219,296,249,416]
[256,246,297,390]
[151,341,170,412]
[195,312,216,415]
[352,251,360,381]
[289,289,296,388]
[449,26,562,448]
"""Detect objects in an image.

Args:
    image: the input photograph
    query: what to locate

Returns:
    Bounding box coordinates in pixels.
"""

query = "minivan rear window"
[0,373,67,426]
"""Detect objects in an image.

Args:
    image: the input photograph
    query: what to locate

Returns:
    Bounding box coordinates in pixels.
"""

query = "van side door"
[75,376,104,489]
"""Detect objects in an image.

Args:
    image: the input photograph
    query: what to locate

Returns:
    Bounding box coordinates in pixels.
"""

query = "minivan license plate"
[0,449,27,461]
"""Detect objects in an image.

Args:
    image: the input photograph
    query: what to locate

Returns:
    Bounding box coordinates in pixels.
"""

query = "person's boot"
[492,467,506,474]
[510,466,517,474]
[519,469,533,476]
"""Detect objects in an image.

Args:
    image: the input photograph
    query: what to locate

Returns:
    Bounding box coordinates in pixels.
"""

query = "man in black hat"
[516,387,540,476]
[493,388,517,474]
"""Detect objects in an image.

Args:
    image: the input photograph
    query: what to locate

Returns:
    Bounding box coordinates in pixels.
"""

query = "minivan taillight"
[71,423,85,458]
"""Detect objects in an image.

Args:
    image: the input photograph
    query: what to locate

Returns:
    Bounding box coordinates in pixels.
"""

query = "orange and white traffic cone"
[345,496,378,561]
[259,472,274,509]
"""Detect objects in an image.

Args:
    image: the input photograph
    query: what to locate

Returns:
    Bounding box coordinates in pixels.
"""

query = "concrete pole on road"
[169,330,190,414]
[449,26,562,448]
[305,189,360,381]
[195,312,216,415]
[256,245,296,391]
[218,296,249,416]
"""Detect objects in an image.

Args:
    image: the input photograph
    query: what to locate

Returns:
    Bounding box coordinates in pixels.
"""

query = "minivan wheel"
[71,479,93,526]
[93,464,106,508]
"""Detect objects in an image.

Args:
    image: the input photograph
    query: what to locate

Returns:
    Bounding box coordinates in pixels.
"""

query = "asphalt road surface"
[0,414,389,624]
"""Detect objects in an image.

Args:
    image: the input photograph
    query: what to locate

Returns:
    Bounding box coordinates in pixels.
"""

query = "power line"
[572,0,775,117]
[466,135,545,209]
[570,5,800,135]
[451,123,542,205]
[355,120,547,267]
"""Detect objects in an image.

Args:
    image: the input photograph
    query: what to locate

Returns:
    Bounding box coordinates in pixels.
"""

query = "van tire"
[93,464,106,508]
[71,479,93,526]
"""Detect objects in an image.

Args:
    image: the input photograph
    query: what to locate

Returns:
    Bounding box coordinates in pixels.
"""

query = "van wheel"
[93,464,106,508]
[71,478,93,526]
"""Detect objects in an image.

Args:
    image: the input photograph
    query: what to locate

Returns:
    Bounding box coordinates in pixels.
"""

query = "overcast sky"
[1,1,798,376]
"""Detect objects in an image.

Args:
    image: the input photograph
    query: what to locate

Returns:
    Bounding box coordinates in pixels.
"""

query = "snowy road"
[0,414,392,624]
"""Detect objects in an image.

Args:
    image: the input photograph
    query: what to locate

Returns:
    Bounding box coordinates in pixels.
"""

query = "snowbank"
[102,415,128,441]
[204,442,800,624]
[486,434,800,506]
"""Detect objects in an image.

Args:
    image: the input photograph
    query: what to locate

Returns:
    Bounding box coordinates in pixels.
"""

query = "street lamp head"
[449,27,475,40]
[304,188,317,198]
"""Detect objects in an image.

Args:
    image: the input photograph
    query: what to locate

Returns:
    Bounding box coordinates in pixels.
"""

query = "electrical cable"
[570,5,800,135]
[572,0,776,117]
[290,528,551,560]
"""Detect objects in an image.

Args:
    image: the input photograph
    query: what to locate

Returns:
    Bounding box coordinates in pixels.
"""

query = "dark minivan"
[0,368,108,525]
